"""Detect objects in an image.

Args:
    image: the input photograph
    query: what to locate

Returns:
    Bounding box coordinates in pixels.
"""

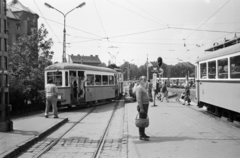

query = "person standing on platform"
[45,79,59,118]
[136,76,150,140]
[161,81,169,102]
[183,83,191,105]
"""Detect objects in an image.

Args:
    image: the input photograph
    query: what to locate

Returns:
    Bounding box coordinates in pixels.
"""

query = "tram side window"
[208,61,216,79]
[200,63,207,79]
[114,75,117,85]
[95,75,101,85]
[87,74,94,85]
[109,75,114,85]
[65,71,69,86]
[230,55,240,79]
[47,72,62,86]
[103,75,108,85]
[217,58,228,79]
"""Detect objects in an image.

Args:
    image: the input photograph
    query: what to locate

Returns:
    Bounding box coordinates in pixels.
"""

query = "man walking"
[45,79,59,118]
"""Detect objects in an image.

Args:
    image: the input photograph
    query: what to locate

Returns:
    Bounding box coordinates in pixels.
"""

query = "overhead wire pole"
[44,2,86,63]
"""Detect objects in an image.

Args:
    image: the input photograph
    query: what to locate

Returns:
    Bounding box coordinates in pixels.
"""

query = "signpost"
[152,73,157,106]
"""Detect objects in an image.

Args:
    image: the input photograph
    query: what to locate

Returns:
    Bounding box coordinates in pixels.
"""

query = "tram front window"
[109,76,114,85]
[230,55,240,79]
[47,71,62,86]
[208,61,216,79]
[218,58,228,79]
[200,63,207,79]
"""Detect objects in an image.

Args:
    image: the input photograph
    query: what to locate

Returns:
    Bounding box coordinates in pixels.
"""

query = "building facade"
[68,54,102,66]
[7,0,39,46]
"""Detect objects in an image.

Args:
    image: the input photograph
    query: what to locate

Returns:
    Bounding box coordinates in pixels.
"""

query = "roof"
[7,0,38,15]
[45,63,117,74]
[197,43,240,63]
[205,37,240,52]
[70,55,101,64]
[7,9,20,20]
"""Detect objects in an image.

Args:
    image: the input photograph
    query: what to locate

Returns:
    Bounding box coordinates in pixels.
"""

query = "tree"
[8,24,54,112]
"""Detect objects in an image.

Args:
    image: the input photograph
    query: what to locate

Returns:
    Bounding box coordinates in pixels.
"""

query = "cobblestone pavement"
[18,102,120,158]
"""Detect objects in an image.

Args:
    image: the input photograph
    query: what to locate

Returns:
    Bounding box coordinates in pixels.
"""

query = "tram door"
[70,71,85,104]
[78,71,85,102]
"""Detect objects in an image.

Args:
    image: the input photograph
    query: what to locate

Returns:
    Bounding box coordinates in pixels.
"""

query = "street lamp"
[44,2,86,63]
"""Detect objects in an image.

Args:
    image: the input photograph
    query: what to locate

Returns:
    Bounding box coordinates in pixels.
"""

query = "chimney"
[13,0,18,4]
[95,55,98,57]
[78,54,80,56]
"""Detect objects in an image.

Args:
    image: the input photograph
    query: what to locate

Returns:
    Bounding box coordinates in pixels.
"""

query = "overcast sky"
[8,0,240,66]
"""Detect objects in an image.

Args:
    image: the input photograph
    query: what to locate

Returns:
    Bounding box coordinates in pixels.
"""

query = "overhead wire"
[125,0,168,26]
[93,0,110,43]
[185,0,231,40]
[32,0,61,43]
[106,0,165,26]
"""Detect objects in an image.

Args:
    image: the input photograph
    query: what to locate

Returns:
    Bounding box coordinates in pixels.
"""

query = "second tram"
[196,37,240,121]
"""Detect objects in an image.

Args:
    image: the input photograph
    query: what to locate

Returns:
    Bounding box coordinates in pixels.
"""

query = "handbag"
[135,113,149,128]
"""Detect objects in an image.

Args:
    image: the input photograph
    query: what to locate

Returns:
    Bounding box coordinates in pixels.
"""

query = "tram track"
[18,99,122,158]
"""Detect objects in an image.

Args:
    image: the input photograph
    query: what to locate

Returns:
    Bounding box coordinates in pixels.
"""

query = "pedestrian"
[132,81,139,102]
[156,80,162,101]
[148,80,153,102]
[183,83,191,105]
[45,78,59,118]
[136,76,150,140]
[161,81,169,102]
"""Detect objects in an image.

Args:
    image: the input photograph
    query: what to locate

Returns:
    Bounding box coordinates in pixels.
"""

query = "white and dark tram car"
[44,63,123,108]
[196,37,240,122]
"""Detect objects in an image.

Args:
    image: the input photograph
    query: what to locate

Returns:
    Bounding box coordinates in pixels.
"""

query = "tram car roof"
[45,63,117,73]
[197,43,240,63]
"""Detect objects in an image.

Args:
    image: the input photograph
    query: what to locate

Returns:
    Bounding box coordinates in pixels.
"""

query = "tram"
[196,37,240,121]
[161,77,195,88]
[44,63,123,108]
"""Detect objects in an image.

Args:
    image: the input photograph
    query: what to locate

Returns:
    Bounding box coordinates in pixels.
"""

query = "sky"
[7,0,240,66]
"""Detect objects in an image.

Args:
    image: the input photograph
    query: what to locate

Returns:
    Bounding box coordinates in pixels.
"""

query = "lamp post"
[44,2,86,63]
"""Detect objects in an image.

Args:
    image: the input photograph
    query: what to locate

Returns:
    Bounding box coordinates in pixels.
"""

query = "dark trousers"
[137,104,149,136]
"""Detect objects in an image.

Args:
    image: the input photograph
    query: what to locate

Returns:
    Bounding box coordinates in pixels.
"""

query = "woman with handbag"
[136,76,150,140]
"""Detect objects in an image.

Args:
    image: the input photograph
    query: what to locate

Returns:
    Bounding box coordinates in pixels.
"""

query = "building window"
[3,0,6,15]
[16,23,20,30]
[4,38,7,52]
[4,20,7,34]
[4,57,7,70]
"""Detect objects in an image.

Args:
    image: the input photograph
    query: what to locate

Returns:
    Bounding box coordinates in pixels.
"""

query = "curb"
[2,118,68,158]
[122,97,128,158]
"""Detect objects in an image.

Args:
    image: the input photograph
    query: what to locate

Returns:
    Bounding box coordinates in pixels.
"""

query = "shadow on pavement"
[130,135,197,144]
